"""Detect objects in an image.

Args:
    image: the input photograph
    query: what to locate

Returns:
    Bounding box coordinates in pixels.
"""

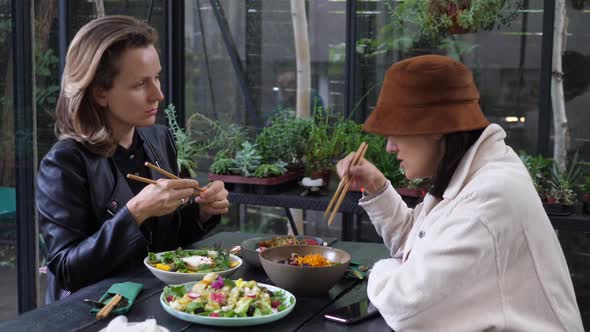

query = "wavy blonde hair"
[55,15,158,156]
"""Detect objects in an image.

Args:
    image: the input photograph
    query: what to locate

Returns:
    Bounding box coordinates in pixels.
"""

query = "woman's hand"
[195,181,229,222]
[336,152,387,194]
[126,178,201,225]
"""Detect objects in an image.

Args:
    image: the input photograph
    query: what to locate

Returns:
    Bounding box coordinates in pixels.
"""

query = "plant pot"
[396,187,427,198]
[396,187,426,207]
[543,202,575,216]
[208,170,303,194]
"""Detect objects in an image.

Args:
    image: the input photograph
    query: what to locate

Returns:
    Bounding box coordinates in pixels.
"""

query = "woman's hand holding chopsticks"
[336,152,387,195]
[194,180,229,222]
[126,178,202,225]
[126,163,229,224]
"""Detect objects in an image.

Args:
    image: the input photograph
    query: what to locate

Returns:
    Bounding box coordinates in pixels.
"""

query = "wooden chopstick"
[327,142,368,226]
[96,293,123,320]
[126,173,157,185]
[144,161,179,179]
[144,162,205,192]
[324,142,367,218]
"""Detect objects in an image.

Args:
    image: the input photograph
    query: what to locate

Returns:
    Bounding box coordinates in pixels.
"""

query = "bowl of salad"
[161,272,296,326]
[145,248,242,285]
[240,235,324,268]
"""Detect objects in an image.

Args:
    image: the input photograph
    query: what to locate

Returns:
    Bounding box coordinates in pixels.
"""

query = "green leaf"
[148,252,160,264]
[164,285,187,300]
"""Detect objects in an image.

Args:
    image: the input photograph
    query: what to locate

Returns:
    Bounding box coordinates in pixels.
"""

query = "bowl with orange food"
[259,245,351,296]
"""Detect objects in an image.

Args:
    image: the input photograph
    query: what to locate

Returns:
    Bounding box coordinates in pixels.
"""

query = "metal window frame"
[344,0,357,119]
[537,0,555,156]
[166,0,186,127]
[58,0,69,78]
[12,0,37,313]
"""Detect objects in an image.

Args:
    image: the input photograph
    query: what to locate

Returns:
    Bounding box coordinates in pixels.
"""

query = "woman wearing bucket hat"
[337,55,583,331]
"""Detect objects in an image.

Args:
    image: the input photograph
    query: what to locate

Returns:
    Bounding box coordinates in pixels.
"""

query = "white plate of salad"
[145,248,242,285]
[160,272,296,327]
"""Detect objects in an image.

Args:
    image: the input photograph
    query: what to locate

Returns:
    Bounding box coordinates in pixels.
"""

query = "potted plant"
[165,104,248,178]
[165,104,199,178]
[543,159,581,216]
[397,177,428,200]
[255,111,311,169]
[209,142,300,194]
[302,108,341,188]
[519,151,552,200]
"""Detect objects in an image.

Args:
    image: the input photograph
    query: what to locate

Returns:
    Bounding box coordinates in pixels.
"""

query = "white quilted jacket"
[361,124,583,331]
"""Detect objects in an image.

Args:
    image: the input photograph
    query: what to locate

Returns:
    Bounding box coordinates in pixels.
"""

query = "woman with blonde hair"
[337,55,583,331]
[37,15,229,303]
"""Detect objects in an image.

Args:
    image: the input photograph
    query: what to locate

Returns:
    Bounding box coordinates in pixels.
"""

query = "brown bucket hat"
[363,55,489,136]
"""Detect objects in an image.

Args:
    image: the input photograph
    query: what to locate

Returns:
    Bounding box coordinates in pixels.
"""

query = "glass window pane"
[184,0,348,235]
[353,0,544,153]
[562,1,590,160]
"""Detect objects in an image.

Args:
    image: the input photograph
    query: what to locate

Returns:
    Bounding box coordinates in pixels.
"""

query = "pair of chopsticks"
[96,293,123,320]
[324,142,368,226]
[126,162,205,192]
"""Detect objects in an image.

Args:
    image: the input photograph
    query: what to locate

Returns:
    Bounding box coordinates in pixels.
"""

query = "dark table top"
[0,232,391,332]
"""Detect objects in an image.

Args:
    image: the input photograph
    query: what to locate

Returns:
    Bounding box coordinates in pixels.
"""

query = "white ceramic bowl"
[144,252,242,285]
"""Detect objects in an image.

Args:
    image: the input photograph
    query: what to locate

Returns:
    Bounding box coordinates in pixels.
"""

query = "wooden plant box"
[396,187,426,198]
[543,203,575,216]
[208,170,303,194]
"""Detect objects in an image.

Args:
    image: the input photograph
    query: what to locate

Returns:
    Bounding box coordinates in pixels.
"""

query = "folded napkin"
[346,260,371,280]
[99,316,169,332]
[90,282,143,316]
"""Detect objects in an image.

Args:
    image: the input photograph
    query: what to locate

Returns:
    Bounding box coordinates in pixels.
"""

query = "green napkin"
[346,260,370,280]
[89,282,143,316]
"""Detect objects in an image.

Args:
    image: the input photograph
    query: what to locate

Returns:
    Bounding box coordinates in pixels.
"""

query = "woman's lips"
[145,108,158,115]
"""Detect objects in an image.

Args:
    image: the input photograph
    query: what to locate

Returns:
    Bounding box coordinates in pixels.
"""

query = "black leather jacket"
[37,125,218,303]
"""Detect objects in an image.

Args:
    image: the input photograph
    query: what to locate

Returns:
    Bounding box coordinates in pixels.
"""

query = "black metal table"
[0,232,392,332]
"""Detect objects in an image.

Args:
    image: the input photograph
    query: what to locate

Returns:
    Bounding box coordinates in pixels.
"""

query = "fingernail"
[195,197,202,203]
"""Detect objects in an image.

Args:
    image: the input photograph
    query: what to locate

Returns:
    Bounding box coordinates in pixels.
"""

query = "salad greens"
[148,248,235,273]
[164,273,295,318]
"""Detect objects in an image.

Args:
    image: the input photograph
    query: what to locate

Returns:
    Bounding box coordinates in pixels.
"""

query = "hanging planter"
[392,0,523,41]
[429,0,473,34]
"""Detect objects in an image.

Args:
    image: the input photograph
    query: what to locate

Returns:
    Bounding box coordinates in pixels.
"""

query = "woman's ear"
[92,86,108,108]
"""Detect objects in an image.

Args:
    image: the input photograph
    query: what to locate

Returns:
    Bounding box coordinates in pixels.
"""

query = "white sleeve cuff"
[360,180,391,203]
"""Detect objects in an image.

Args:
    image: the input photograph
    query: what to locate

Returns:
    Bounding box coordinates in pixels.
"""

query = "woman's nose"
[386,137,399,153]
[151,83,164,102]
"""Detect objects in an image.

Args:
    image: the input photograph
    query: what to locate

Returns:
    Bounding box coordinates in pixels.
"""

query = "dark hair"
[429,128,485,199]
